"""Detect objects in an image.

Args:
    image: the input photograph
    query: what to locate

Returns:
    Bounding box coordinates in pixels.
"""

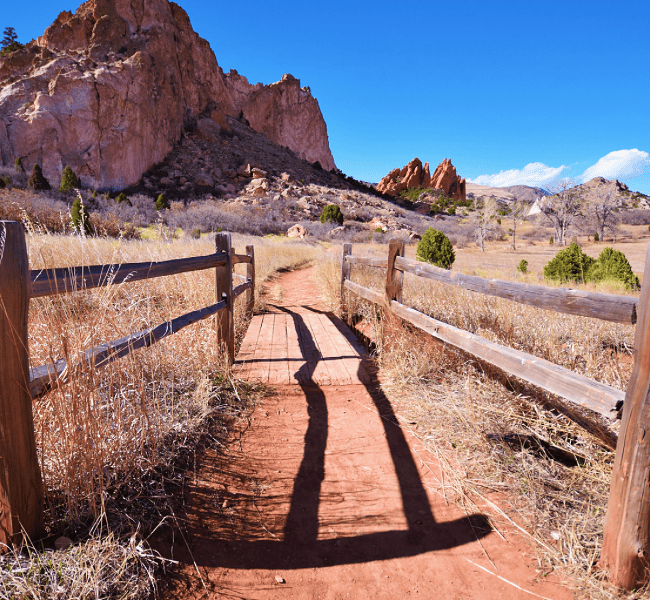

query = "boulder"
[287,224,306,239]
[195,173,214,187]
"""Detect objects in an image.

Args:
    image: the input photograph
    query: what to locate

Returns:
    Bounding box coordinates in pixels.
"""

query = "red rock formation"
[0,0,335,190]
[377,157,466,201]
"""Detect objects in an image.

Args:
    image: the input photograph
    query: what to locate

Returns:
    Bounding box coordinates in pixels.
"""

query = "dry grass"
[2,230,322,599]
[320,238,649,599]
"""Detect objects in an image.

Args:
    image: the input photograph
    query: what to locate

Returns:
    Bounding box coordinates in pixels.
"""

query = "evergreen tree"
[155,193,169,210]
[14,157,24,173]
[116,192,132,206]
[70,197,93,235]
[587,247,639,290]
[543,243,595,284]
[320,204,344,225]
[27,164,51,191]
[1,27,21,53]
[59,166,81,192]
[416,228,455,269]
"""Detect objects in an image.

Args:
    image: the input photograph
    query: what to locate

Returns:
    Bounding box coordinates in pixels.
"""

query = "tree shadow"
[173,306,491,570]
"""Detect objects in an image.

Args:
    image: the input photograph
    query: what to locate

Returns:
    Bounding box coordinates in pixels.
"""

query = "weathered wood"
[601,243,650,588]
[215,233,235,365]
[30,253,227,298]
[232,281,252,300]
[341,243,352,317]
[246,245,255,319]
[232,253,252,265]
[395,256,638,325]
[345,255,388,268]
[344,278,623,420]
[386,239,405,303]
[0,221,43,547]
[30,299,227,399]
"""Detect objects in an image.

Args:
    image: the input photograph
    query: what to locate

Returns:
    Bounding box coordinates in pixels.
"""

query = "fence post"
[601,242,650,589]
[386,238,405,302]
[0,221,44,548]
[215,233,234,365]
[341,243,352,318]
[245,244,255,319]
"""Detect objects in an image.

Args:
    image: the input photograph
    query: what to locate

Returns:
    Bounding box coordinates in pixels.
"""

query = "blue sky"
[5,0,650,192]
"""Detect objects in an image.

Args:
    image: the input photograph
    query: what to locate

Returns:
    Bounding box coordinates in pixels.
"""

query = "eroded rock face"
[377,157,466,201]
[0,0,335,190]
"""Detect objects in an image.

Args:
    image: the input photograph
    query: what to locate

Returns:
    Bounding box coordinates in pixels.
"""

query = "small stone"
[55,536,73,550]
[275,575,285,584]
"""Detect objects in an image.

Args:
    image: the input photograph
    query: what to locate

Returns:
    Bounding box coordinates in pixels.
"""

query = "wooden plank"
[232,253,252,265]
[601,243,650,589]
[325,313,374,383]
[395,256,638,325]
[344,279,384,306]
[30,253,226,298]
[310,312,354,385]
[233,315,264,380]
[286,313,307,384]
[233,281,251,300]
[315,312,368,384]
[215,234,234,365]
[247,314,276,383]
[388,300,623,419]
[268,315,290,385]
[345,255,388,268]
[295,312,328,385]
[30,300,227,399]
[0,221,44,547]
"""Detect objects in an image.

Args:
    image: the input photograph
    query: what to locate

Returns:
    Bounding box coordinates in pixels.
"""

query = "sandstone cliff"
[0,0,335,190]
[377,158,466,201]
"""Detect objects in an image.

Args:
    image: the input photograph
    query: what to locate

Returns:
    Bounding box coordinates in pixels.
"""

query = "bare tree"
[509,198,528,250]
[588,184,620,242]
[470,196,497,252]
[538,179,584,245]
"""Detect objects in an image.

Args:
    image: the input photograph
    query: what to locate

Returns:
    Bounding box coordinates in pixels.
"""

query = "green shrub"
[70,198,93,235]
[59,166,81,192]
[587,247,639,290]
[91,190,97,199]
[14,157,24,173]
[416,228,455,269]
[191,228,201,239]
[517,259,528,273]
[594,232,599,242]
[320,204,344,225]
[27,164,51,191]
[543,243,595,284]
[549,236,554,245]
[155,193,170,210]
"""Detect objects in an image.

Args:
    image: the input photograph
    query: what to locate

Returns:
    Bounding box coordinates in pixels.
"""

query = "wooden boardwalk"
[234,308,372,385]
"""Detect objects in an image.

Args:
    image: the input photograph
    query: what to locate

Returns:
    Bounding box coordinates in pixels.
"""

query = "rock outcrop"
[377,157,466,201]
[0,0,335,190]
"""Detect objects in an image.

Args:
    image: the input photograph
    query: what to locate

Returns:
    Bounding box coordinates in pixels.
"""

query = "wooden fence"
[0,221,254,550]
[341,239,650,590]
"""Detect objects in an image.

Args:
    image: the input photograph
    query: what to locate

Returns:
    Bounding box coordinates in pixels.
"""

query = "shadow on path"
[182,306,490,569]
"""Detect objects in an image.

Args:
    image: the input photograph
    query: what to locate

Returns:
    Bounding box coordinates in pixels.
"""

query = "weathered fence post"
[215,233,234,365]
[386,238,405,302]
[245,244,255,319]
[0,221,44,548]
[341,243,352,318]
[601,243,650,588]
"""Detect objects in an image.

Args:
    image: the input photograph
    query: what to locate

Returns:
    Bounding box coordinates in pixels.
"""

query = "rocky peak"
[377,157,466,201]
[0,0,335,190]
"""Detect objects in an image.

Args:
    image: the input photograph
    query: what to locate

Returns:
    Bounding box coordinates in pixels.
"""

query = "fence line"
[340,238,650,590]
[0,222,254,550]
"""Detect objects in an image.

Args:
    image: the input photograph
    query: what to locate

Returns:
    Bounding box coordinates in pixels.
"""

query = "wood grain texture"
[215,233,235,364]
[601,243,650,588]
[386,239,405,303]
[30,300,227,399]
[345,256,388,268]
[30,253,226,298]
[232,253,252,265]
[246,245,255,319]
[395,256,638,324]
[0,221,43,547]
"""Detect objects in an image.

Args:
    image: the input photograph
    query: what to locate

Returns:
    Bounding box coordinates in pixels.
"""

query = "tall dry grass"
[1,230,320,599]
[319,239,646,599]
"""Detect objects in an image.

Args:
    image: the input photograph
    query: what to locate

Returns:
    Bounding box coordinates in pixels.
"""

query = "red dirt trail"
[155,267,574,599]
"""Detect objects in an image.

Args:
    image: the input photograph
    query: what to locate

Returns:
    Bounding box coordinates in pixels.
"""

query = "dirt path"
[156,267,574,599]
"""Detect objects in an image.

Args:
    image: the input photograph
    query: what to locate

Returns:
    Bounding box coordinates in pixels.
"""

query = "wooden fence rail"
[341,238,650,590]
[0,222,255,550]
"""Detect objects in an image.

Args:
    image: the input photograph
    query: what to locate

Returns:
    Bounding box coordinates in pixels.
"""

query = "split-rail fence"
[340,239,650,590]
[0,221,254,552]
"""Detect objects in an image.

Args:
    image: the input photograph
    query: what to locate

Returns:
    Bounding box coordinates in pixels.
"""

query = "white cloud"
[580,149,650,182]
[468,162,568,188]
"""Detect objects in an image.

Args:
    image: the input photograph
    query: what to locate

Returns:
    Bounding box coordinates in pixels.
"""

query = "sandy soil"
[152,267,574,599]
